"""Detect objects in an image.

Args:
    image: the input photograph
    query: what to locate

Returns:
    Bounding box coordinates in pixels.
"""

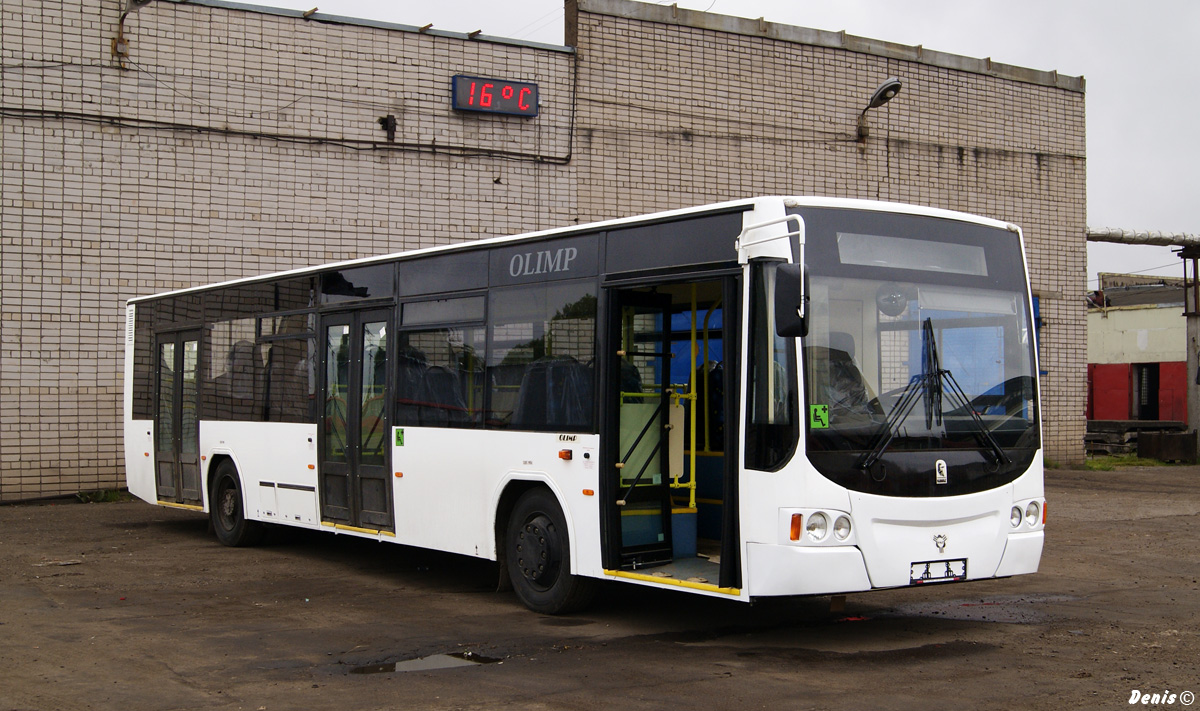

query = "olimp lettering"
[509,247,578,277]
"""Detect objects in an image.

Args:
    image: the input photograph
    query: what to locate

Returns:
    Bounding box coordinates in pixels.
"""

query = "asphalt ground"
[1,465,1197,710]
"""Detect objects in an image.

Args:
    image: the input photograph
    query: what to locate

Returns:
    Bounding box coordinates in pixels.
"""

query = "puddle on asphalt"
[350,651,501,674]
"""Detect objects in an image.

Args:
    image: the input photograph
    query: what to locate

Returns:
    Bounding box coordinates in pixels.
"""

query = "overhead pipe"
[1086,227,1200,247]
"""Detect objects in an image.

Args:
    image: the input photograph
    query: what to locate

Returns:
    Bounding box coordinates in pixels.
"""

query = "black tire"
[210,460,265,547]
[505,488,596,614]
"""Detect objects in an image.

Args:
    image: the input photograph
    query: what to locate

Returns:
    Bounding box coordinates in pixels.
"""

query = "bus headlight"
[1025,501,1040,527]
[833,515,852,541]
[806,512,829,542]
[1010,506,1023,528]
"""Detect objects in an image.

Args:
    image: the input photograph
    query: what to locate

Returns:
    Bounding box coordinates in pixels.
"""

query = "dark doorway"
[1133,362,1160,420]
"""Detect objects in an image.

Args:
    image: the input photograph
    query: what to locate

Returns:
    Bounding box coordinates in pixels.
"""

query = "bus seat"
[394,347,428,422]
[421,365,471,426]
[512,357,593,429]
[805,344,882,417]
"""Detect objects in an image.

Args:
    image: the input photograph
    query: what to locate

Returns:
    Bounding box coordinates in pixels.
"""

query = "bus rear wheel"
[505,488,596,614]
[210,460,265,547]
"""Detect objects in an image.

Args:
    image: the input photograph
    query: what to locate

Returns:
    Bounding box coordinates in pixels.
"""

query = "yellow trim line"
[604,569,740,596]
[320,521,396,537]
[157,501,204,511]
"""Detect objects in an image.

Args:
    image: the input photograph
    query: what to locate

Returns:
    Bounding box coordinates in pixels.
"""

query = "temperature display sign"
[451,75,539,117]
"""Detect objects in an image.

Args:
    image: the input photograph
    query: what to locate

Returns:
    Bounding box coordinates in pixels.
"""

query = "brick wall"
[0,0,575,500]
[0,0,1085,500]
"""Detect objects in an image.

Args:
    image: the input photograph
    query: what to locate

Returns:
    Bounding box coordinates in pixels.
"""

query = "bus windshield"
[793,207,1039,497]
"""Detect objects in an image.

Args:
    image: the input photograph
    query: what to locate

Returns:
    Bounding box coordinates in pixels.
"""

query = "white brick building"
[0,0,1086,500]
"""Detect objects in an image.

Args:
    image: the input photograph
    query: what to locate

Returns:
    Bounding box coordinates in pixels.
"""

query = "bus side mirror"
[775,263,807,338]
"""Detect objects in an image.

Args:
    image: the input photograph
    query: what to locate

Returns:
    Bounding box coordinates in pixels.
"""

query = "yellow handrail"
[666,286,699,509]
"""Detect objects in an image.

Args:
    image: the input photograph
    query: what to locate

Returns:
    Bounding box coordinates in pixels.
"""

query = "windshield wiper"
[858,318,1009,471]
[857,319,939,470]
[857,370,930,471]
[921,318,1010,465]
[938,364,1011,467]
[922,319,942,431]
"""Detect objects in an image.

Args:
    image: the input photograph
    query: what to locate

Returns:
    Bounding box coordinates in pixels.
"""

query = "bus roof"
[127,196,1017,304]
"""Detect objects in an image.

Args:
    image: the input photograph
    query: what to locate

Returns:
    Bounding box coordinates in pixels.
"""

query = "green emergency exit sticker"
[809,404,830,429]
[395,429,404,447]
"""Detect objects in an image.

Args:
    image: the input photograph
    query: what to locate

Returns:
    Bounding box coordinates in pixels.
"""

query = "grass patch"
[1083,454,1182,471]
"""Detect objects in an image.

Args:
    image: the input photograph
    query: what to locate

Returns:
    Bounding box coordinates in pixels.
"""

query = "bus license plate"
[909,559,967,584]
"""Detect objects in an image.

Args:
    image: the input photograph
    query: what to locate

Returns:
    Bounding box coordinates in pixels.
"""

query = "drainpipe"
[1182,246,1200,458]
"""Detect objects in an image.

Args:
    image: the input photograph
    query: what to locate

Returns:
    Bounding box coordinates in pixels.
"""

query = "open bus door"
[603,277,742,591]
[607,290,676,569]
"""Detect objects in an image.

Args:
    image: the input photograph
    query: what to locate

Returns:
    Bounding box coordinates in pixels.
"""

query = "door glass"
[620,306,666,489]
[180,339,199,456]
[360,321,388,466]
[157,342,175,451]
[325,324,351,464]
[746,263,798,471]
[616,298,672,563]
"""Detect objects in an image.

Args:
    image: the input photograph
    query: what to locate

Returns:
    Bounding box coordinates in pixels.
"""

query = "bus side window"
[132,304,156,420]
[511,357,594,429]
[487,281,596,432]
[393,328,485,428]
[260,337,316,423]
[395,296,486,428]
[206,318,262,422]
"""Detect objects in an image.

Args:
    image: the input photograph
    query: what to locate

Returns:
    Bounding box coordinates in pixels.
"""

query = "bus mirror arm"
[735,214,803,256]
[775,263,808,338]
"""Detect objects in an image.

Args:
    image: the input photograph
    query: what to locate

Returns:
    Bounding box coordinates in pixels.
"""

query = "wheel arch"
[492,476,575,591]
[205,452,238,511]
[207,451,266,547]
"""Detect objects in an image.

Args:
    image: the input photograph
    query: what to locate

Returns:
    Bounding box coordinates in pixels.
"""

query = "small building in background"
[1087,273,1186,429]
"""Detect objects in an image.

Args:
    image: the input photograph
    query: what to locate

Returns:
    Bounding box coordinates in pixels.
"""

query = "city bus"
[123,196,1045,614]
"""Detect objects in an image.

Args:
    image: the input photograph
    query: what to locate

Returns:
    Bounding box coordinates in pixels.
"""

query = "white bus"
[124,196,1045,614]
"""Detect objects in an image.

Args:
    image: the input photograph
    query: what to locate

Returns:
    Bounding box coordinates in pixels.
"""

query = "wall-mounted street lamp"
[112,0,153,66]
[856,77,902,141]
[120,0,153,23]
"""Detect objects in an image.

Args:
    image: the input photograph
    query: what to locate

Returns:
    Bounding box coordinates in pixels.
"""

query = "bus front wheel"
[210,460,265,547]
[505,488,595,614]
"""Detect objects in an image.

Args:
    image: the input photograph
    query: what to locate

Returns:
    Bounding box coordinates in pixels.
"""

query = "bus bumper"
[994,531,1043,577]
[745,543,873,596]
[747,530,1041,597]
